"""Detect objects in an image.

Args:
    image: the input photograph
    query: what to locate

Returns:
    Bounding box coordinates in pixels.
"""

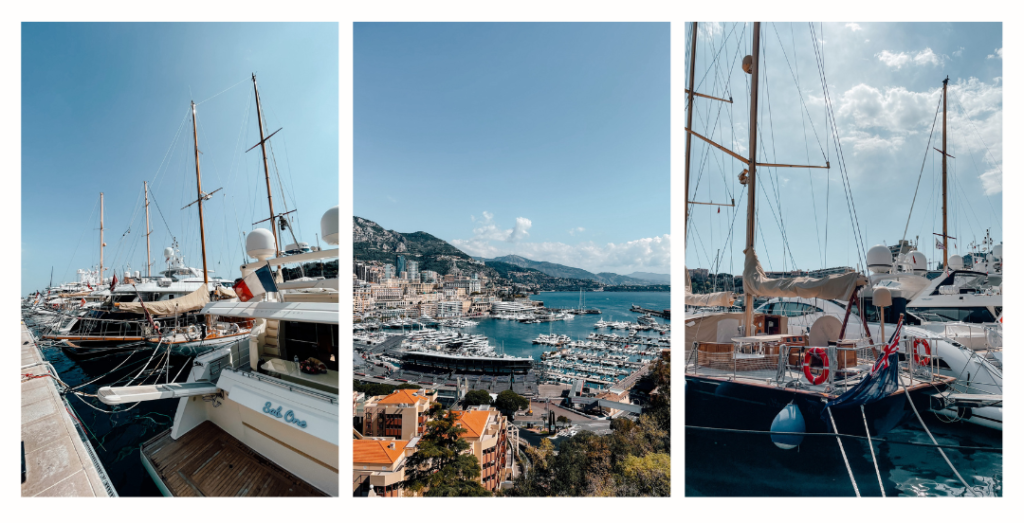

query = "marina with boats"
[22,65,340,497]
[684,22,1001,496]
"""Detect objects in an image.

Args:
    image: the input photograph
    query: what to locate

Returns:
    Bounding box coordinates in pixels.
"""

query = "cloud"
[567,227,585,236]
[953,46,965,58]
[875,48,944,69]
[832,78,1002,193]
[987,47,1003,60]
[452,235,672,275]
[845,23,863,32]
[467,211,531,243]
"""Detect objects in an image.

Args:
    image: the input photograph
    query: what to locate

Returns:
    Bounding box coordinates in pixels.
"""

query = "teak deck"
[141,421,327,497]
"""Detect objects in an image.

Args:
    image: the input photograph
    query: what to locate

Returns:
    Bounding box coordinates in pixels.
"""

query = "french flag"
[236,265,279,302]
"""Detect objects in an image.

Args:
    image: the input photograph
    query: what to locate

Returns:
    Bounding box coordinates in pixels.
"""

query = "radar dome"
[246,228,276,261]
[908,250,927,274]
[866,245,893,273]
[321,206,339,245]
[993,243,1003,259]
[163,247,174,259]
[948,254,964,271]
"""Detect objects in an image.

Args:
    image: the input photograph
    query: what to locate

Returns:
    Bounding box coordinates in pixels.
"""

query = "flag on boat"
[79,298,86,307]
[235,265,279,302]
[820,314,904,420]
[109,272,118,292]
[935,238,945,250]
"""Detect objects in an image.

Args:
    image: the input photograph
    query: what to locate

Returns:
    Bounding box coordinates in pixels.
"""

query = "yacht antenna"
[100,192,105,285]
[145,181,152,279]
[743,22,762,336]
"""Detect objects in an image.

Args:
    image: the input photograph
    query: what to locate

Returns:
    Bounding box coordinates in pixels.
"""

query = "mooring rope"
[900,376,981,496]
[861,405,886,497]
[827,407,861,497]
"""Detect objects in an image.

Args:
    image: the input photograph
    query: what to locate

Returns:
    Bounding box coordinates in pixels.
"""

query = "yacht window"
[907,307,996,324]
[281,321,339,371]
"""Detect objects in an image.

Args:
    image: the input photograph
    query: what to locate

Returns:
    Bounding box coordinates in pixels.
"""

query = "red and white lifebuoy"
[802,347,830,385]
[913,338,932,366]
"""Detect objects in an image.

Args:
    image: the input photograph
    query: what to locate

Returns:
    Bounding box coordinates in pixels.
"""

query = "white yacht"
[96,206,340,496]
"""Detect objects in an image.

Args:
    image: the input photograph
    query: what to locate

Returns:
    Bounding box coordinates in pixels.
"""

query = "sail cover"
[116,286,209,316]
[742,249,864,300]
[684,268,735,307]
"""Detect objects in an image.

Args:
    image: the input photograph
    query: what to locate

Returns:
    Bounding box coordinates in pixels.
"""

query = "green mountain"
[353,217,493,277]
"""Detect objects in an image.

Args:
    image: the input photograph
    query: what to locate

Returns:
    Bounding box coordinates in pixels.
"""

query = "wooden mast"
[252,73,281,257]
[684,22,698,232]
[941,76,949,269]
[100,192,105,285]
[743,22,762,336]
[145,181,152,279]
[191,101,210,286]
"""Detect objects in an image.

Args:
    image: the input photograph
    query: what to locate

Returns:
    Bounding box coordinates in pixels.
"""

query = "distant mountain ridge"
[482,255,667,285]
[354,217,669,289]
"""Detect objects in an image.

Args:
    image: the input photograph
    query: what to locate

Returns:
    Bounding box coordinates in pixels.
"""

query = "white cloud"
[913,48,944,67]
[845,23,863,32]
[452,235,672,275]
[875,50,911,69]
[832,78,1002,193]
[987,47,1003,59]
[567,227,585,236]
[451,214,669,273]
[953,46,965,58]
[875,48,944,69]
[467,211,531,243]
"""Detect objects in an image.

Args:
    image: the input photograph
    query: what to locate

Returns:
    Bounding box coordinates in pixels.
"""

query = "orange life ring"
[802,347,830,385]
[913,338,932,366]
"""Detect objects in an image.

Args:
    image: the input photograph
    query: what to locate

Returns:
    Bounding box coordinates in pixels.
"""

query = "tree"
[556,415,570,429]
[463,389,492,407]
[615,453,671,497]
[494,389,529,416]
[399,404,492,497]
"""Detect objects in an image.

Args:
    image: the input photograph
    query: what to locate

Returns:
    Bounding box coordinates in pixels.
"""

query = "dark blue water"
[686,418,1002,497]
[464,291,671,360]
[32,329,187,497]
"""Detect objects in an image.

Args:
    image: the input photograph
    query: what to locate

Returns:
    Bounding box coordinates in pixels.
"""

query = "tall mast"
[684,22,698,233]
[941,76,949,269]
[191,101,210,285]
[743,22,762,336]
[252,73,281,257]
[145,181,152,279]
[100,192,105,284]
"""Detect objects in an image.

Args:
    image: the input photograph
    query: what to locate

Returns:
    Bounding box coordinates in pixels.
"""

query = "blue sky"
[22,22,338,294]
[685,22,1002,275]
[354,22,670,275]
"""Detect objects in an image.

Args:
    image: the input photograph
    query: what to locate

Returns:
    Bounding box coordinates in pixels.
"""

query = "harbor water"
[32,330,188,497]
[686,416,1002,497]
[469,291,671,361]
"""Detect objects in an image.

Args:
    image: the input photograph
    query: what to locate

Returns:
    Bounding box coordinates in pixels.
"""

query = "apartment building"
[363,389,438,440]
[452,407,509,492]
[353,439,417,497]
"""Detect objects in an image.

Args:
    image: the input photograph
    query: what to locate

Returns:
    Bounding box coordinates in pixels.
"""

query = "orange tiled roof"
[378,389,429,405]
[452,410,491,439]
[353,440,408,465]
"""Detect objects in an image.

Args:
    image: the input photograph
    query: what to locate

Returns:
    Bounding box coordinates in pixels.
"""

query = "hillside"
[487,255,653,285]
[353,217,494,277]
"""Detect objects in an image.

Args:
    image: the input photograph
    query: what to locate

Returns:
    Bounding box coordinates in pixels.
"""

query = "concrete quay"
[21,321,114,497]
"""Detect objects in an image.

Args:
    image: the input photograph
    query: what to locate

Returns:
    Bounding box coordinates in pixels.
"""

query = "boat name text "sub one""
[263,402,308,429]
